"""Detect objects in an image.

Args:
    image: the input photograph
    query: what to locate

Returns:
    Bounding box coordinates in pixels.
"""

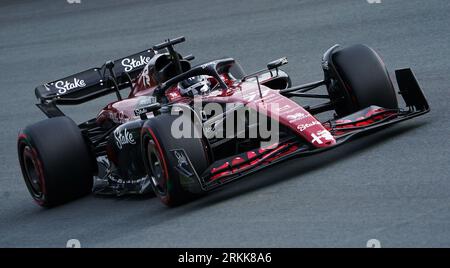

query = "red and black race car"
[18,37,429,207]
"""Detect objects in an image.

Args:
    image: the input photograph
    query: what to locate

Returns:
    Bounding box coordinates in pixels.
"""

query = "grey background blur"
[0,0,449,247]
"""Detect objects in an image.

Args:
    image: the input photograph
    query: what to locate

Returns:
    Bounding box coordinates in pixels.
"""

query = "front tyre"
[17,116,95,207]
[329,44,399,116]
[141,114,209,206]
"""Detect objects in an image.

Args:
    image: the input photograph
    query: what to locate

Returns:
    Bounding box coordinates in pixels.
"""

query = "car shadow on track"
[90,120,428,211]
[184,120,429,211]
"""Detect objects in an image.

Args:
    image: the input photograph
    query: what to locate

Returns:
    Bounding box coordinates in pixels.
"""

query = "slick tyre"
[141,113,209,206]
[17,116,95,207]
[330,44,398,116]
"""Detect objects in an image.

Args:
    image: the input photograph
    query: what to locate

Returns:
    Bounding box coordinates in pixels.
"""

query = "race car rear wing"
[35,48,156,105]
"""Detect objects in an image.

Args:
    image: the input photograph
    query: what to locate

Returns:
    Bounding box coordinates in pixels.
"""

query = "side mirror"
[183,54,195,61]
[267,57,288,70]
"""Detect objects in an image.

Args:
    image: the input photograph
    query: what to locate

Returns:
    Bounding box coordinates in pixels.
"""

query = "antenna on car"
[255,76,263,100]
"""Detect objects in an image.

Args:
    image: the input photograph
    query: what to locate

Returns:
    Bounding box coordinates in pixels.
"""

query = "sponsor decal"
[141,65,151,87]
[133,108,146,116]
[114,128,136,149]
[107,172,147,185]
[174,150,188,167]
[107,111,127,124]
[311,130,334,145]
[134,96,158,116]
[121,55,151,72]
[278,104,291,113]
[296,121,321,132]
[54,78,86,95]
[137,96,157,107]
[287,112,309,123]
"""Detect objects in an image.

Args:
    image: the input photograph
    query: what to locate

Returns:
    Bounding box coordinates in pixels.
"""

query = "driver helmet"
[178,75,210,97]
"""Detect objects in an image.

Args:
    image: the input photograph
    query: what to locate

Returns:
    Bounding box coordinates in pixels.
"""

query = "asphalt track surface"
[0,0,449,247]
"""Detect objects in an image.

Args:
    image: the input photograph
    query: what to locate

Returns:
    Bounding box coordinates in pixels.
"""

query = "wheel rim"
[146,139,167,197]
[22,145,44,201]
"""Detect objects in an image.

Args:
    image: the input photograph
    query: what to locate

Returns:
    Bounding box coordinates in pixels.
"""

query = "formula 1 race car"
[17,37,429,207]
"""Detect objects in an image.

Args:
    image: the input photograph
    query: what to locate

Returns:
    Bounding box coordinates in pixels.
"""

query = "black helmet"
[178,75,210,96]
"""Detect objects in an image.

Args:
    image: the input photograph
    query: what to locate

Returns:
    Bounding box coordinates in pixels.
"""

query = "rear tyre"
[141,113,209,206]
[17,116,94,207]
[329,44,398,116]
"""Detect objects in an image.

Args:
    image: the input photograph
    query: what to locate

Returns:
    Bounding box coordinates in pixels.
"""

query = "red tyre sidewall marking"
[18,133,47,206]
[144,127,171,204]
